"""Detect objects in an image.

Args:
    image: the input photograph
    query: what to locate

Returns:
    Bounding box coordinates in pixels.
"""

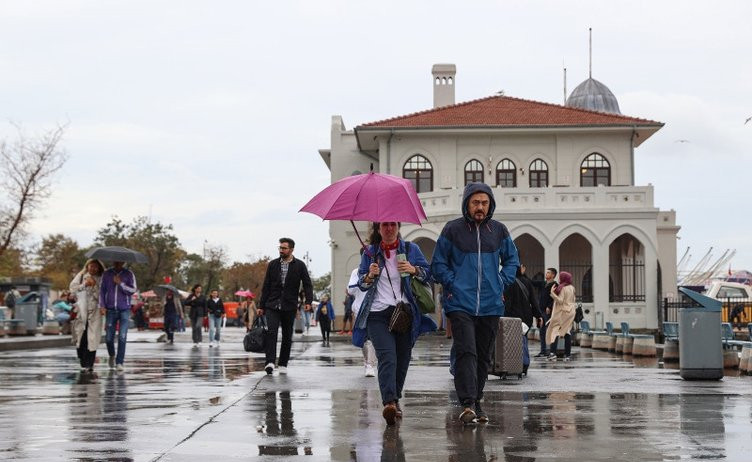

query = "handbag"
[405,242,435,315]
[243,316,267,353]
[383,263,412,334]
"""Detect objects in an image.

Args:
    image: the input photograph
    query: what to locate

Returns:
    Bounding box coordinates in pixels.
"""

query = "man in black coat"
[258,237,313,375]
[535,267,558,357]
[502,264,541,375]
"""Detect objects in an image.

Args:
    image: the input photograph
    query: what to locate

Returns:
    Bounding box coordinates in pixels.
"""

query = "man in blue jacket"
[431,182,519,424]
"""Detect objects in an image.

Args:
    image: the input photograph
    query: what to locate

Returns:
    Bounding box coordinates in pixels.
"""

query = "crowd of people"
[42,181,580,428]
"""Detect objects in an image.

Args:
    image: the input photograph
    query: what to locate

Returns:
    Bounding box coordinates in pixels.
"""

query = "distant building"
[319,64,679,329]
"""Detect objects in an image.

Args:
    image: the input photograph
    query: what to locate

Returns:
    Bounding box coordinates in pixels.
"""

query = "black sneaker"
[534,352,548,358]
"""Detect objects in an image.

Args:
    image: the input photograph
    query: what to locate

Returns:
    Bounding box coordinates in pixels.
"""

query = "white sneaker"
[116,364,125,372]
[365,365,376,377]
[278,366,287,374]
[209,342,214,348]
[265,363,275,375]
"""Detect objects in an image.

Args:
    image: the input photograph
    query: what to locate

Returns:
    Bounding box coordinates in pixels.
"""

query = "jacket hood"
[461,182,496,224]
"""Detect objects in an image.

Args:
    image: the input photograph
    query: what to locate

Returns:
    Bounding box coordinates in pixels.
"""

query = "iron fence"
[609,259,645,302]
[663,297,752,327]
[559,261,593,303]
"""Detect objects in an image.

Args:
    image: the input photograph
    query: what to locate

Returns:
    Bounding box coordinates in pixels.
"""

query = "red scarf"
[380,241,399,258]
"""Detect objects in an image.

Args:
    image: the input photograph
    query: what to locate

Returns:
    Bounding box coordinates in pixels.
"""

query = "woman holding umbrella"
[356,222,436,426]
[162,289,183,345]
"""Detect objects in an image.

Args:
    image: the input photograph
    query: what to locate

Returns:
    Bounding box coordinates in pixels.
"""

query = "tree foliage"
[0,247,25,277]
[221,257,271,298]
[0,124,68,261]
[312,272,331,294]
[34,234,87,289]
[94,216,184,290]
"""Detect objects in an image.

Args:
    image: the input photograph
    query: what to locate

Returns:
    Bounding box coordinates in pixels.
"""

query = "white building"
[319,64,679,330]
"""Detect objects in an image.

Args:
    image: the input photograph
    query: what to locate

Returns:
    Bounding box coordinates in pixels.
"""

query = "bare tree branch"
[0,123,68,260]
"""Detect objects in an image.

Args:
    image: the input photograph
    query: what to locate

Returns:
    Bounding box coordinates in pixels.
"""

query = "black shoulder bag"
[383,263,412,334]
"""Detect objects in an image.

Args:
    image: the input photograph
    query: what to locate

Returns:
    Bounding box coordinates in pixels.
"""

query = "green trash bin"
[678,288,723,380]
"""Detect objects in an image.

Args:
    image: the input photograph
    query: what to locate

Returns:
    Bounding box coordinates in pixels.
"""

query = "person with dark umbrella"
[99,261,138,372]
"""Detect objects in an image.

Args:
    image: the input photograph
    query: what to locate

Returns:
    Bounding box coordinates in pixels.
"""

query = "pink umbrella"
[300,168,427,249]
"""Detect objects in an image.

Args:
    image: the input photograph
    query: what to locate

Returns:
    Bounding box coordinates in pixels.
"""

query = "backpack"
[4,292,16,308]
[574,304,584,323]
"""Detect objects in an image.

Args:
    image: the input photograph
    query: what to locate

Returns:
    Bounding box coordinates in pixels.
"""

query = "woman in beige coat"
[545,271,576,361]
[70,259,106,373]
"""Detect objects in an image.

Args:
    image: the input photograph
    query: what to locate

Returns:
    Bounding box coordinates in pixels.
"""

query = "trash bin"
[678,287,723,380]
[14,302,40,335]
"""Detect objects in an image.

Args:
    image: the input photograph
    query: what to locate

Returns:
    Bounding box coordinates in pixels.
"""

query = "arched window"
[403,155,433,193]
[529,159,548,187]
[464,159,484,185]
[580,153,611,186]
[496,159,516,187]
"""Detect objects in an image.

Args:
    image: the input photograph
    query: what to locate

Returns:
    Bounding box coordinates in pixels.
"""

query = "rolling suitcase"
[491,317,524,379]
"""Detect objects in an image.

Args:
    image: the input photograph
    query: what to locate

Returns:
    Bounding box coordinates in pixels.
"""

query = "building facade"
[319,64,679,330]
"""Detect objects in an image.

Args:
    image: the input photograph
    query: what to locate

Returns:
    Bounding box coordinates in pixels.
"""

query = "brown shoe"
[383,402,397,426]
[395,401,403,419]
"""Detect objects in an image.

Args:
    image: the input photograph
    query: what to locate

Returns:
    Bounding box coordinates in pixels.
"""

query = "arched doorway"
[608,233,645,302]
[559,233,593,302]
[412,237,436,262]
[514,233,545,295]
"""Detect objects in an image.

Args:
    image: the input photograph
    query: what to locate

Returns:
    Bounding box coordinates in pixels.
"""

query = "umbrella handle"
[350,220,372,259]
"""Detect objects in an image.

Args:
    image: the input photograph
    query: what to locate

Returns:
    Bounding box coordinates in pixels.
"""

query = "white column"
[545,244,559,278]
[644,246,659,329]
[592,244,610,329]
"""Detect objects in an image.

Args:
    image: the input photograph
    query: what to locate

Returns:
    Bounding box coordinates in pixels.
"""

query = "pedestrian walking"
[316,294,334,345]
[243,294,258,330]
[354,221,436,426]
[297,290,311,334]
[431,182,519,424]
[69,259,105,374]
[341,291,354,334]
[100,261,138,372]
[257,237,313,376]
[348,266,376,377]
[184,284,206,347]
[502,265,541,376]
[162,290,183,344]
[546,271,576,361]
[206,289,224,347]
[535,268,558,358]
[3,286,20,319]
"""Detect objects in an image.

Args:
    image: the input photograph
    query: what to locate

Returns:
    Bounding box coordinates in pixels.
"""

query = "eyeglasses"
[278,246,291,250]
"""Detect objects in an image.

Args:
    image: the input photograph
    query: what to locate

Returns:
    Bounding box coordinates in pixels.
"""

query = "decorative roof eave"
[354,123,664,151]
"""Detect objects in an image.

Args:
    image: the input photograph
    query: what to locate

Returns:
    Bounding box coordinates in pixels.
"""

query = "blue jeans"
[208,314,222,342]
[300,308,311,330]
[105,309,131,365]
[522,335,530,367]
[367,306,413,405]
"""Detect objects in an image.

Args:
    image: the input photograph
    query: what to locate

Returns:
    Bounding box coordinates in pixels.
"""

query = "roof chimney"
[432,64,456,108]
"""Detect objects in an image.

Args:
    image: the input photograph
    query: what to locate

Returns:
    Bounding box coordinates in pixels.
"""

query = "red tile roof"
[357,95,662,129]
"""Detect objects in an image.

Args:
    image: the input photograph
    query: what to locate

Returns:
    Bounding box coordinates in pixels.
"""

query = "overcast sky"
[1,0,750,279]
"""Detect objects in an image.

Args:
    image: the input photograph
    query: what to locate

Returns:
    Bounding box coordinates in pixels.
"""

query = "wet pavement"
[0,329,750,461]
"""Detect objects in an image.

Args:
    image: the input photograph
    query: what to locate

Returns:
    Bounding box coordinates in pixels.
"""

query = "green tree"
[312,272,331,294]
[222,257,270,299]
[0,247,25,277]
[95,216,185,290]
[34,234,87,289]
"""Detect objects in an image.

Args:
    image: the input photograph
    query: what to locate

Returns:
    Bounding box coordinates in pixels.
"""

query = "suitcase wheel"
[517,374,523,379]
[501,373,507,380]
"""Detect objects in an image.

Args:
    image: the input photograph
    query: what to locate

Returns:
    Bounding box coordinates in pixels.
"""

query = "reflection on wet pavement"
[0,333,750,461]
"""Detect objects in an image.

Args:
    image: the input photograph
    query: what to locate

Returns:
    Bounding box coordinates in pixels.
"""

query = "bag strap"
[515,278,531,307]
[382,260,403,306]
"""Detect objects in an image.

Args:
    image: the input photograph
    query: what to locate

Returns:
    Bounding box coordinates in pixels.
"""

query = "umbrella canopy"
[140,290,157,298]
[85,246,148,264]
[154,284,185,299]
[235,290,255,298]
[299,171,427,225]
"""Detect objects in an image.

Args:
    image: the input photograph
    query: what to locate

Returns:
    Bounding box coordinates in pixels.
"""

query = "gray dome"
[566,77,621,114]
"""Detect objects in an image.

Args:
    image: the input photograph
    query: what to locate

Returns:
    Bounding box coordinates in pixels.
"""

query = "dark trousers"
[319,317,331,341]
[539,322,549,353]
[191,317,203,343]
[367,306,413,405]
[447,311,499,407]
[164,312,177,342]
[265,309,296,367]
[77,326,97,369]
[551,333,572,356]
